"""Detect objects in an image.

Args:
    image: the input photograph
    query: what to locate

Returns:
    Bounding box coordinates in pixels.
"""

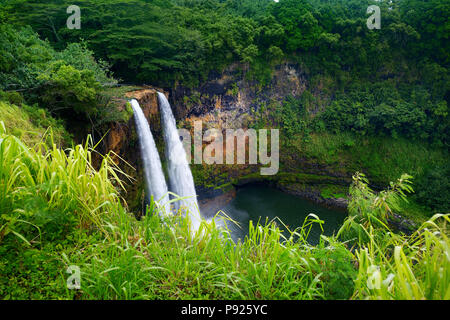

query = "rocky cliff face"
[107,87,163,161]
[167,63,350,208]
[99,65,350,212]
[97,86,167,212]
[170,63,307,129]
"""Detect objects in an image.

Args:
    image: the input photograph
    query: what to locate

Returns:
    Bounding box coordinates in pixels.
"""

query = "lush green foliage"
[316,80,449,146]
[3,0,448,136]
[0,97,70,146]
[415,166,450,213]
[37,62,100,116]
[6,0,448,86]
[0,24,54,90]
[0,23,117,124]
[2,0,448,212]
[0,125,126,246]
[0,130,448,300]
[0,24,114,90]
[339,173,450,299]
[253,92,448,214]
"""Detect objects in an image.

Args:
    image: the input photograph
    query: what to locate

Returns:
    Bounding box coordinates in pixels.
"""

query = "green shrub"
[0,24,54,90]
[37,61,100,117]
[312,240,357,300]
[415,166,450,214]
[54,42,117,85]
[0,90,24,106]
[0,124,128,246]
[0,24,117,123]
[0,100,70,147]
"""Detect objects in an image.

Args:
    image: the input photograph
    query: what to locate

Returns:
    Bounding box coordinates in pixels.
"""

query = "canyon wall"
[168,63,351,208]
[100,65,352,213]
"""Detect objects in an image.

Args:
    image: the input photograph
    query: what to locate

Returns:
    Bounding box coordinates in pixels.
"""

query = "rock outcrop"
[97,86,167,212]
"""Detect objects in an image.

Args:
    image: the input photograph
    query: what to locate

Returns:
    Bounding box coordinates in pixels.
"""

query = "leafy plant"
[0,123,129,246]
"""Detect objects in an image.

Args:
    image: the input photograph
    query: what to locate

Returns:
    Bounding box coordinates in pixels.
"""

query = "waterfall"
[130,99,170,216]
[157,92,202,232]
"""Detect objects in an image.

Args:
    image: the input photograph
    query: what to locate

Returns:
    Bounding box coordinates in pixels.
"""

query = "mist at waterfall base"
[201,185,346,245]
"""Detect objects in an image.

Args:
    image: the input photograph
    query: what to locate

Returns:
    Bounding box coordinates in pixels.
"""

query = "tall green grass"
[338,173,449,299]
[352,214,449,299]
[72,214,326,300]
[0,125,448,300]
[0,101,70,147]
[0,121,128,245]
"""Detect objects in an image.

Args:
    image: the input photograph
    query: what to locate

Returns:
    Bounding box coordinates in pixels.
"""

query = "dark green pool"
[211,185,347,245]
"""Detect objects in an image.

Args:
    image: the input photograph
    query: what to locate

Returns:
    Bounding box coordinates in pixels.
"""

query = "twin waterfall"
[131,94,202,232]
[130,99,170,215]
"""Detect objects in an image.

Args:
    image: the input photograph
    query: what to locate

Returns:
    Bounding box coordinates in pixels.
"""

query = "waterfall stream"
[130,99,170,215]
[131,96,202,232]
[158,92,202,232]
